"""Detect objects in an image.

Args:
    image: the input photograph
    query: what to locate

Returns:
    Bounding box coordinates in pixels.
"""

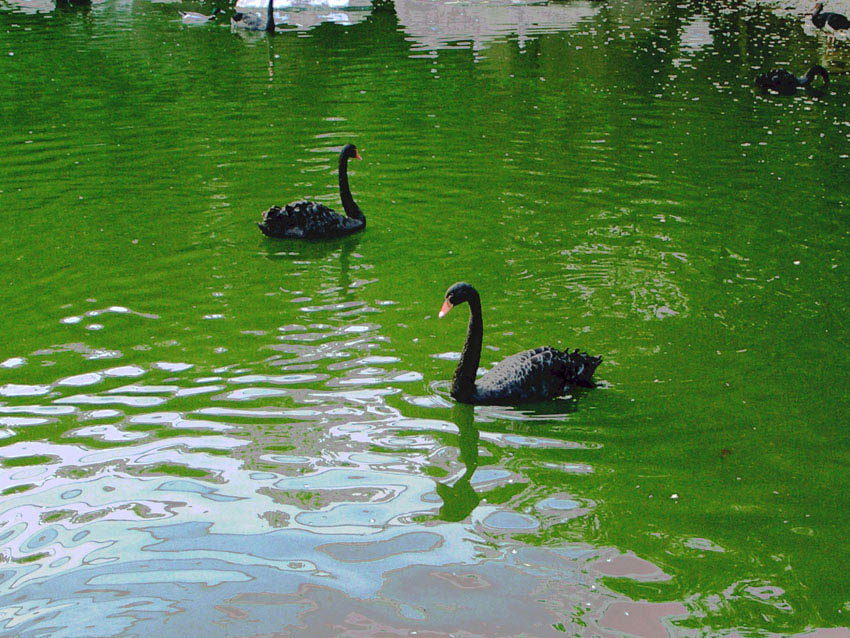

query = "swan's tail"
[565,349,602,388]
[257,205,288,236]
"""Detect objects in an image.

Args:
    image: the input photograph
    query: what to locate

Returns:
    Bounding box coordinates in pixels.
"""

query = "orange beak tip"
[438,300,452,318]
[355,151,362,160]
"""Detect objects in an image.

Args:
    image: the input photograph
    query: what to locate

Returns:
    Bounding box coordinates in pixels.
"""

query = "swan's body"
[438,282,601,405]
[258,144,366,239]
[232,0,275,31]
[812,2,850,39]
[179,7,221,22]
[755,65,829,94]
[259,201,364,238]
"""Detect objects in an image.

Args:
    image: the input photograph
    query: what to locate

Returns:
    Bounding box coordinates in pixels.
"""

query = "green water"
[1,0,850,635]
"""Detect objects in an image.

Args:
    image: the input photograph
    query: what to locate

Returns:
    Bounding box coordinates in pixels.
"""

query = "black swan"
[258,144,366,239]
[812,2,850,40]
[179,7,221,23]
[438,282,601,405]
[755,65,829,94]
[232,0,275,32]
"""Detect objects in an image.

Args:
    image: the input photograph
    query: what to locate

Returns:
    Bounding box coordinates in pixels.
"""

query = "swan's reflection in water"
[425,393,591,523]
[434,403,479,521]
[261,233,363,307]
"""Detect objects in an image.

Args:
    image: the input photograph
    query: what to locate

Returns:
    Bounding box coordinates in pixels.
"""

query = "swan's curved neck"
[266,0,274,32]
[339,153,364,221]
[799,65,827,87]
[451,292,482,402]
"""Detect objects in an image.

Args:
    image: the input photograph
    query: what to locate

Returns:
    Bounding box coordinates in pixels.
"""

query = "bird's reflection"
[435,403,480,522]
[432,390,595,522]
[55,0,91,12]
[262,234,361,302]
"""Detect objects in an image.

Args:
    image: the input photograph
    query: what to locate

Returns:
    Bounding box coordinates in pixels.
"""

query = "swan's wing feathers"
[755,69,799,93]
[474,346,602,403]
[826,12,850,29]
[258,200,354,238]
[475,347,568,402]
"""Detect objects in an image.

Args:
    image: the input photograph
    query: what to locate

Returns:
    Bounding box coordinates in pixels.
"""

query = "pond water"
[1,0,850,635]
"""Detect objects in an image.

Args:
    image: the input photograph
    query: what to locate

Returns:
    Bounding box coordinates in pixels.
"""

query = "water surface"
[1,0,850,635]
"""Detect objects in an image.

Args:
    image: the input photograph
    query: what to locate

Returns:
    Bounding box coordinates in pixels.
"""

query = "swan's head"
[342,143,362,161]
[811,65,830,86]
[439,282,477,318]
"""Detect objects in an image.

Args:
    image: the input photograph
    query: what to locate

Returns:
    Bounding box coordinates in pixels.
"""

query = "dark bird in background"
[232,0,275,32]
[438,282,601,405]
[755,65,829,94]
[258,144,366,239]
[811,2,850,41]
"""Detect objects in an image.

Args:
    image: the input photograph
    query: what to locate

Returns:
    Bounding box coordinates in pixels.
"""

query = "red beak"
[438,299,453,318]
[355,150,362,160]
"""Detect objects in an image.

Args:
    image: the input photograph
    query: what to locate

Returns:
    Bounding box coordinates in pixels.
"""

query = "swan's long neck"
[799,65,828,87]
[451,293,483,402]
[339,153,364,222]
[812,3,825,26]
[266,0,274,32]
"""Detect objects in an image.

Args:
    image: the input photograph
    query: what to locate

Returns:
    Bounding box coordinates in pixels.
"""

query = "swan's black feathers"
[755,66,828,95]
[257,144,364,240]
[755,69,798,93]
[258,200,363,239]
[812,8,850,31]
[472,346,602,404]
[441,282,601,405]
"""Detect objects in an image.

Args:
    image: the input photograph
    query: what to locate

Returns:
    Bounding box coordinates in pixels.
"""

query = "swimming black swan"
[232,0,275,31]
[179,7,221,23]
[755,65,829,94]
[258,144,366,239]
[811,2,850,40]
[438,282,601,405]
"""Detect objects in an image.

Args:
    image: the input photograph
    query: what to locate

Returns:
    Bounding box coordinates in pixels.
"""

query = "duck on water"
[179,7,221,23]
[438,282,601,405]
[258,144,366,239]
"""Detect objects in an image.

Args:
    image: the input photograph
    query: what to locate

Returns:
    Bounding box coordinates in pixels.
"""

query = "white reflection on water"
[0,264,681,636]
[395,0,599,53]
[0,333,686,636]
[234,0,373,29]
